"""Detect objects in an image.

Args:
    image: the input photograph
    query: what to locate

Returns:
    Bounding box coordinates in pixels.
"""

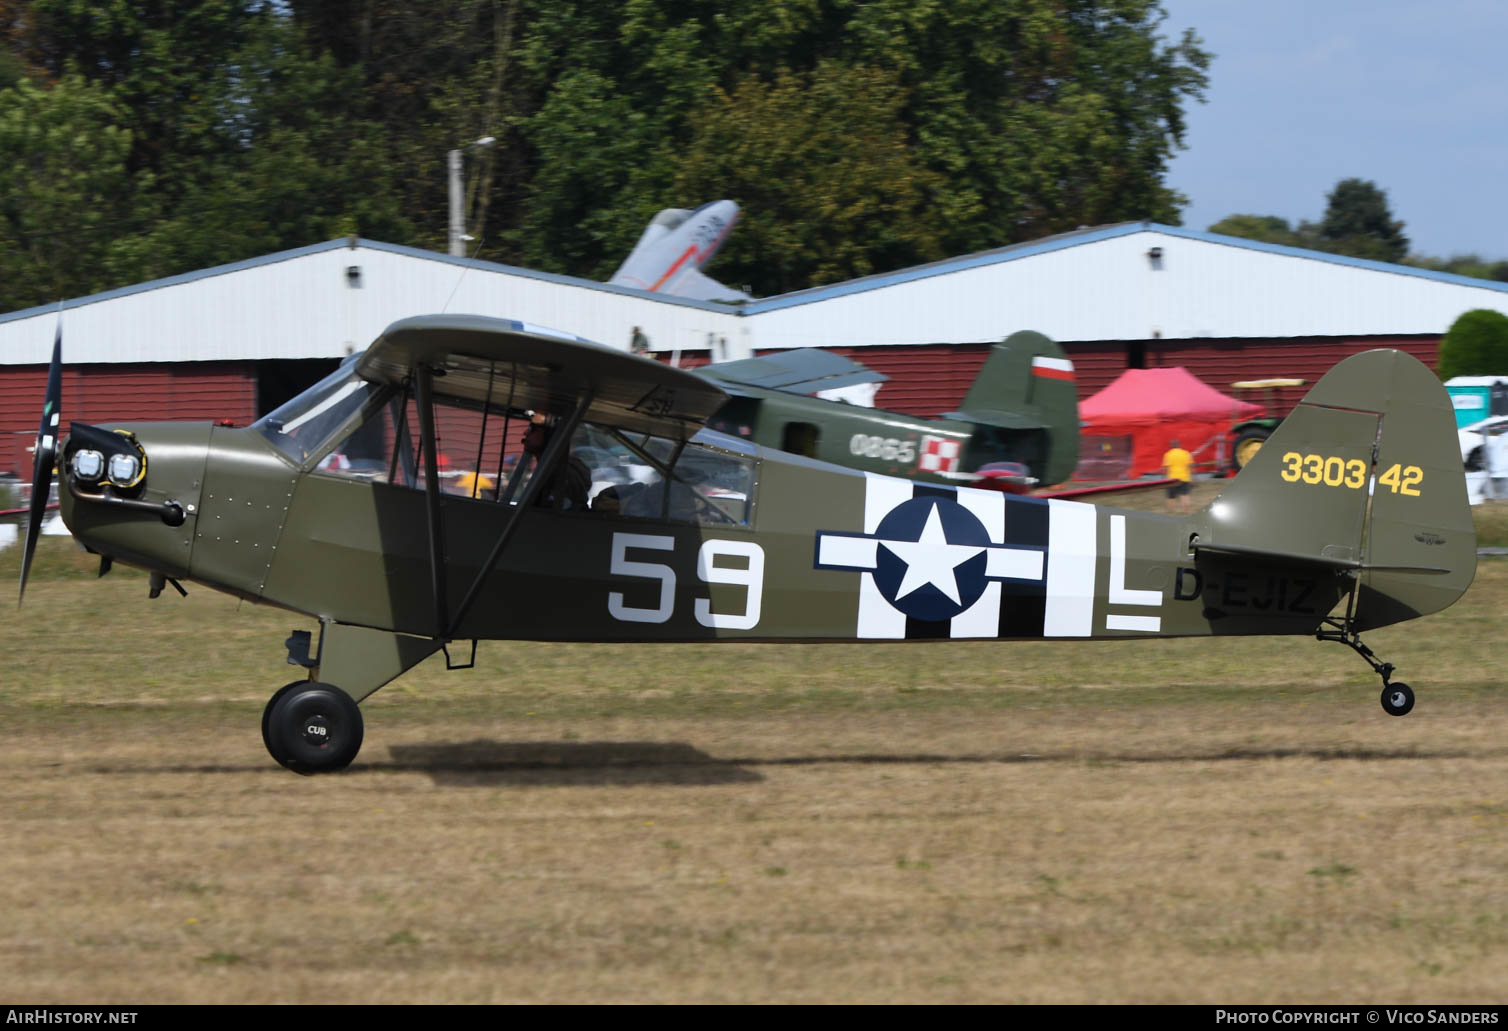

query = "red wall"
[783,336,1441,420]
[0,363,257,477]
[3,336,1440,478]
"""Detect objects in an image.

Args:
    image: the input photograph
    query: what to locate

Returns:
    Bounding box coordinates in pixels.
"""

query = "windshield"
[254,365,390,465]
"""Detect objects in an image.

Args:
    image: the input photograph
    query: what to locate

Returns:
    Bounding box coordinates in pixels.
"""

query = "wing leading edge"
[355,314,729,439]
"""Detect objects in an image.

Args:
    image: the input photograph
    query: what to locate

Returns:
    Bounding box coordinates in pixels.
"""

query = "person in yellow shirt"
[1162,439,1194,513]
[450,469,496,500]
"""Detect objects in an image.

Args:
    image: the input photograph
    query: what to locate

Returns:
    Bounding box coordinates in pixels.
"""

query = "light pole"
[448,135,497,257]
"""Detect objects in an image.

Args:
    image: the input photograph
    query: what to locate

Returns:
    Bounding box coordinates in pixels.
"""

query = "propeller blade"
[18,323,62,606]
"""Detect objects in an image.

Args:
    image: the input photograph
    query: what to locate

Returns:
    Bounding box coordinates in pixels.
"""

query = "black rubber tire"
[1380,682,1415,717]
[265,682,364,774]
[262,680,309,769]
[1232,427,1271,470]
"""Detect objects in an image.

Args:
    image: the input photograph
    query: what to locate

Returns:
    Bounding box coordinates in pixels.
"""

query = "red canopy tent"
[1078,367,1261,479]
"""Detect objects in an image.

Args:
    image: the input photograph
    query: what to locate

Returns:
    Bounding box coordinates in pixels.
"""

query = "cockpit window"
[583,425,755,525]
[271,374,760,526]
[254,366,390,465]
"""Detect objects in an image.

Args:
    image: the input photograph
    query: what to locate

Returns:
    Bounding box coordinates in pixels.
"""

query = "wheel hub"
[300,712,332,747]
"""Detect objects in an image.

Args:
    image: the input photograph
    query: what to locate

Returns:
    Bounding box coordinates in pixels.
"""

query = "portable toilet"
[1444,376,1508,428]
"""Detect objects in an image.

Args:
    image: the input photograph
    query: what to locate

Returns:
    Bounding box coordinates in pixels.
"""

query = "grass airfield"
[2,490,1506,1003]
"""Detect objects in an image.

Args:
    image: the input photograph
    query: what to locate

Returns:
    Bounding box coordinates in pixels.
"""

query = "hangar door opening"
[256,359,341,419]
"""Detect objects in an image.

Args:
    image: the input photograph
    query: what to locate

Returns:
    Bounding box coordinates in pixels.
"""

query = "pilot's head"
[522,412,549,456]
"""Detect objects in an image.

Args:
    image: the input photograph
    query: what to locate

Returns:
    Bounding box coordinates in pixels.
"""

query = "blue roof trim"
[1149,224,1508,293]
[741,220,1508,313]
[741,224,1146,314]
[0,237,743,326]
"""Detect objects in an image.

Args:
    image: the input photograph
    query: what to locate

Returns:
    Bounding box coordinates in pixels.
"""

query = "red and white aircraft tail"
[608,200,752,303]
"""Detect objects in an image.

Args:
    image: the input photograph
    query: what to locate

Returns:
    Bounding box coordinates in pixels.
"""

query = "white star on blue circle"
[871,498,991,621]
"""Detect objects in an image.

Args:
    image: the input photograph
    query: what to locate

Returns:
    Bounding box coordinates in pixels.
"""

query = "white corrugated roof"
[3,224,1507,365]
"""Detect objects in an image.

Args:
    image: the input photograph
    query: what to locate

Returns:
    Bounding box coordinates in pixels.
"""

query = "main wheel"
[1233,428,1271,470]
[264,682,364,774]
[1380,682,1415,717]
[262,681,309,769]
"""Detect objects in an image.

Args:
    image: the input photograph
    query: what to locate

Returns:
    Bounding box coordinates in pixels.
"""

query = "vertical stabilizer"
[1195,349,1475,630]
[949,331,1080,485]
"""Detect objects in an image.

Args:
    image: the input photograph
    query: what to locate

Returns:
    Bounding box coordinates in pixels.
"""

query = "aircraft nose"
[58,421,213,579]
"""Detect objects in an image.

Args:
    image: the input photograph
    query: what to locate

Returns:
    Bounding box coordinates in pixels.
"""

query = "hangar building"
[3,222,1507,477]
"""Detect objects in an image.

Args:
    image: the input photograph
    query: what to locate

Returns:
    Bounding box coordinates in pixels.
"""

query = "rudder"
[1195,349,1475,629]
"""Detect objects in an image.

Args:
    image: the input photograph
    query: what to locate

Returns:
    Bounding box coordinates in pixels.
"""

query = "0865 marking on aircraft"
[17,314,1477,774]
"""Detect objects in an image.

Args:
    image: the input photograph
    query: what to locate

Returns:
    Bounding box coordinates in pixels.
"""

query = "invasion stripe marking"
[1044,499,1096,637]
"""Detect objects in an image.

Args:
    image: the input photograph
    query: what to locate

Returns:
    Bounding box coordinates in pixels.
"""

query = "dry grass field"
[1,494,1506,1003]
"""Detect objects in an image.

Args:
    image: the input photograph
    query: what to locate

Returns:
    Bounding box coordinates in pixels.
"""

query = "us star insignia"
[815,496,1044,622]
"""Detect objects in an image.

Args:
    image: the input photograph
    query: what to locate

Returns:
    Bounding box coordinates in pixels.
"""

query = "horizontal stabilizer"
[1193,541,1450,575]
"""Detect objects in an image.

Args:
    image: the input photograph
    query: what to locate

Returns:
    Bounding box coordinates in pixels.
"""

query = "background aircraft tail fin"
[944,330,1080,485]
[1197,348,1475,629]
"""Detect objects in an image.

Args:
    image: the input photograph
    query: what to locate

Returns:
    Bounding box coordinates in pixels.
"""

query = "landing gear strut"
[1316,618,1414,717]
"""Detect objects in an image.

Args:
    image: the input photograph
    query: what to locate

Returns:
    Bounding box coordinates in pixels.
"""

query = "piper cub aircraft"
[697,331,1079,490]
[20,315,1475,774]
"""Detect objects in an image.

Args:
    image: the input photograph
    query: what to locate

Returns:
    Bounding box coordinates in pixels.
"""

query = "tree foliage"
[1208,178,1412,264]
[0,73,139,310]
[1438,309,1508,381]
[1316,178,1408,263]
[0,0,1212,309]
[1206,214,1301,247]
[1407,254,1508,284]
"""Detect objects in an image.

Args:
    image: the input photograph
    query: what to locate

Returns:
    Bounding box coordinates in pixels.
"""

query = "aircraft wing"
[664,267,754,303]
[700,347,889,396]
[355,315,728,438]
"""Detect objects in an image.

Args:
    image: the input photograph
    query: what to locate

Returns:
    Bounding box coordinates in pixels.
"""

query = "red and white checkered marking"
[919,435,961,474]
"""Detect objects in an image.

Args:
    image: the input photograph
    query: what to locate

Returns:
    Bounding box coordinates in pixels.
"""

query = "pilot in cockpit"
[518,412,591,511]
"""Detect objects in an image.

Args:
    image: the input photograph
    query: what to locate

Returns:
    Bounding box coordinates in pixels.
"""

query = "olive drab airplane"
[607,200,752,303]
[696,332,1080,490]
[19,315,1476,774]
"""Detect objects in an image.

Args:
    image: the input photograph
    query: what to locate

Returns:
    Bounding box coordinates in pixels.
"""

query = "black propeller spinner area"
[18,325,61,606]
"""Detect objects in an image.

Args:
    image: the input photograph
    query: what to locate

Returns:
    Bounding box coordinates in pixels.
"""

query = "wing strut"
[414,364,450,637]
[445,388,594,639]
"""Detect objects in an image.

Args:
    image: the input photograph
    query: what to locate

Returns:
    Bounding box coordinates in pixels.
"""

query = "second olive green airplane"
[20,315,1476,774]
[697,330,1079,489]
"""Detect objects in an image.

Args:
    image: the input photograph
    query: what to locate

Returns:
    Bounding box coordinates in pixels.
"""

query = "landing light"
[106,452,143,488]
[1210,502,1230,521]
[71,449,105,483]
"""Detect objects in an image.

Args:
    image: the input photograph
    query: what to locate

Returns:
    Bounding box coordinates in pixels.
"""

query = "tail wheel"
[264,682,364,774]
[1233,428,1271,470]
[1380,682,1415,717]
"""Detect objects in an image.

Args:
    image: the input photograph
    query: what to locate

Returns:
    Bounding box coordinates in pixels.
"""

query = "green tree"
[1316,177,1408,263]
[2,2,410,305]
[131,17,411,274]
[846,0,1210,253]
[287,0,528,257]
[1438,309,1508,380]
[510,0,1209,293]
[1406,254,1508,284]
[672,63,946,295]
[3,0,1215,307]
[1207,214,1302,247]
[0,73,141,310]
